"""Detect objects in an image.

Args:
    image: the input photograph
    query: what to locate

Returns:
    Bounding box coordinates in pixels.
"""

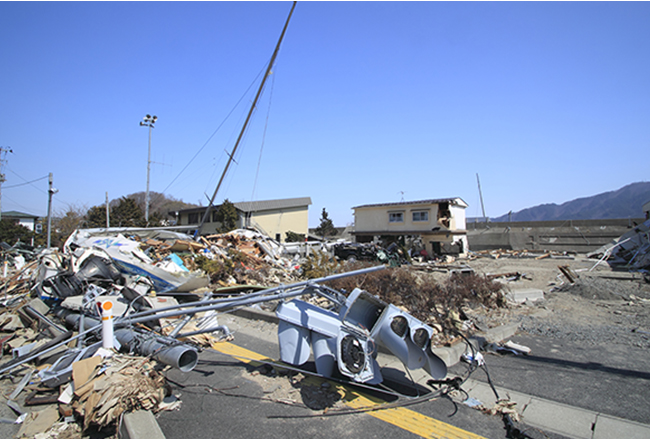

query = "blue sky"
[1,1,648,227]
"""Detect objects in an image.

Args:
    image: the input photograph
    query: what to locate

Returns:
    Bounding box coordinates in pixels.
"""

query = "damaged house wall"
[352,198,469,257]
[235,198,311,242]
[172,197,311,240]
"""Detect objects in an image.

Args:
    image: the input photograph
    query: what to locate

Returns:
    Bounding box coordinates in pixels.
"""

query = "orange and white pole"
[100,301,114,349]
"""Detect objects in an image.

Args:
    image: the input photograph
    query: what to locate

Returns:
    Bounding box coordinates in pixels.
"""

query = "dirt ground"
[444,254,650,349]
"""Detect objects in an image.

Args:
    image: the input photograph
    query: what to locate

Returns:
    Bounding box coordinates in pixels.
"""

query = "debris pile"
[470,249,575,260]
[0,226,517,437]
[587,219,650,273]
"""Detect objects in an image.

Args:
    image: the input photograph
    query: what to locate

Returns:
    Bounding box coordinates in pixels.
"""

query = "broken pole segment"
[100,300,114,350]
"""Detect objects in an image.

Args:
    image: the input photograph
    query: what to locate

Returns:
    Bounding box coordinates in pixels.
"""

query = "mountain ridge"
[491,182,650,222]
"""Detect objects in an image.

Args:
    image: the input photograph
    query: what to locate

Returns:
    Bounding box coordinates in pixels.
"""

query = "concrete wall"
[450,204,466,231]
[466,218,646,253]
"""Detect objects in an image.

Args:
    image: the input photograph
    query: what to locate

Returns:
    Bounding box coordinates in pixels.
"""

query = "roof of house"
[2,210,40,219]
[172,197,312,215]
[234,197,312,213]
[353,198,468,210]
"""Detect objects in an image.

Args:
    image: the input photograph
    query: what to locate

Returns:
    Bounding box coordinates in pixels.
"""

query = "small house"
[352,198,468,257]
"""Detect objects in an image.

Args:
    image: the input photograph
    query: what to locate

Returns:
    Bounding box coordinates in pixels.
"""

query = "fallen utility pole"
[195,1,297,238]
[119,265,384,326]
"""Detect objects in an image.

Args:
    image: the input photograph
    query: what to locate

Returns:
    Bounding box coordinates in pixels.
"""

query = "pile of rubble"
[0,226,523,437]
[0,227,308,437]
[587,218,650,274]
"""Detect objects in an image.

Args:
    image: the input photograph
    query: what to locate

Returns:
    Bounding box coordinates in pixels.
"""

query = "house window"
[389,212,404,223]
[188,213,199,224]
[412,211,429,222]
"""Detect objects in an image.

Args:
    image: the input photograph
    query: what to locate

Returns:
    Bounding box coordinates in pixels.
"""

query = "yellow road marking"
[211,342,486,439]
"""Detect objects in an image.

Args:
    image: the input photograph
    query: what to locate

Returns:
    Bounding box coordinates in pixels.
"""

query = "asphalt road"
[448,333,650,425]
[156,315,569,439]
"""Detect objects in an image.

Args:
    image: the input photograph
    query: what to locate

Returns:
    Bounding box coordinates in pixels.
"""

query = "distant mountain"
[492,182,650,222]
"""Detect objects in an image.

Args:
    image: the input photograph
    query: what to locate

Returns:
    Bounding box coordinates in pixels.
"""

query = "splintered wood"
[70,354,169,429]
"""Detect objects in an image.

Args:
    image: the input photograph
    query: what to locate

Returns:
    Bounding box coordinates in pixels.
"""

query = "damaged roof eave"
[353,197,468,210]
[351,229,467,236]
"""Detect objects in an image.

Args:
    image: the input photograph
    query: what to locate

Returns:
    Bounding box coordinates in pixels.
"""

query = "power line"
[158,64,267,198]
[3,175,48,189]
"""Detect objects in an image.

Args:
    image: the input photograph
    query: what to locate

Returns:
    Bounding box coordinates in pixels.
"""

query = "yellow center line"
[211,342,486,439]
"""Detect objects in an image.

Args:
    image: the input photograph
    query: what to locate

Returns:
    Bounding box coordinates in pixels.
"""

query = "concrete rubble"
[587,218,650,274]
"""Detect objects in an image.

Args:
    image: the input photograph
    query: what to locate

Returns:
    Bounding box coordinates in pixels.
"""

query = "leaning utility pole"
[195,1,297,238]
[476,173,487,222]
[0,147,13,221]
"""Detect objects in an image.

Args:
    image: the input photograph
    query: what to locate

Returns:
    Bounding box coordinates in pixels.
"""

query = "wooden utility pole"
[0,147,13,221]
[476,173,487,222]
[195,1,297,238]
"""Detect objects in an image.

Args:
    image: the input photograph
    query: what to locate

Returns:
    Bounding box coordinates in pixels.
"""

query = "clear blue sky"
[1,1,648,227]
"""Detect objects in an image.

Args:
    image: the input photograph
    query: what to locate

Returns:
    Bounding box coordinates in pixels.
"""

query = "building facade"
[2,211,41,233]
[172,197,311,242]
[352,198,468,257]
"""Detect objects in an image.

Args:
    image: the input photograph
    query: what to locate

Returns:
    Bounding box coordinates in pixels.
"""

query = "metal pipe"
[176,325,231,340]
[1,265,384,376]
[120,265,385,323]
[114,329,198,372]
[55,310,198,372]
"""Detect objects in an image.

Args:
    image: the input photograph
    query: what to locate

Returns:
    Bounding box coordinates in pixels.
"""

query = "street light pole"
[139,114,157,223]
[46,172,58,248]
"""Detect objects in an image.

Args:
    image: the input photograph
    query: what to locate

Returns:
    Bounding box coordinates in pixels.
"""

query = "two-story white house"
[352,198,469,257]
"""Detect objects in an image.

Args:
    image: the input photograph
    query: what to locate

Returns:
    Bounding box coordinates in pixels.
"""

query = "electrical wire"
[2,175,48,189]
[155,62,268,200]
[250,63,276,202]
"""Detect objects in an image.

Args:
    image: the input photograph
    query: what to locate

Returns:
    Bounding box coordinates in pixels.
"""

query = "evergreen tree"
[86,205,107,228]
[214,199,238,233]
[111,197,146,227]
[0,219,34,245]
[315,208,336,239]
[285,231,305,242]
